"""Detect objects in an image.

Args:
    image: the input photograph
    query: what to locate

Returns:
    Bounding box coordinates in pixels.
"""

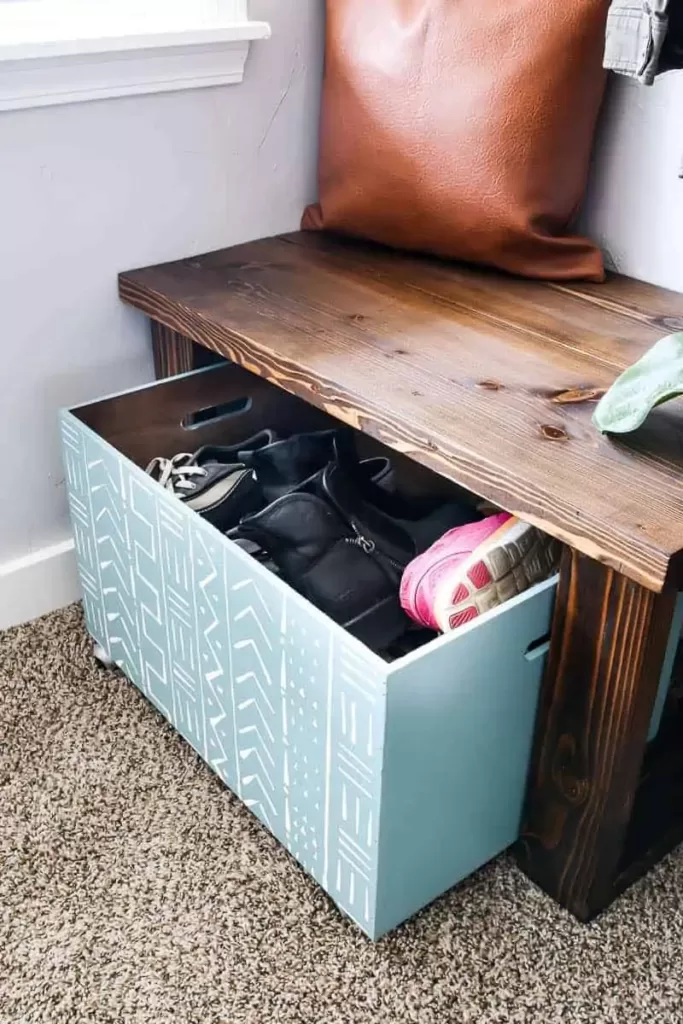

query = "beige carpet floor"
[2,605,683,1024]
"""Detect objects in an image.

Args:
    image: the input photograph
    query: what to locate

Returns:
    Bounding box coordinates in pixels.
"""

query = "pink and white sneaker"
[400,513,559,633]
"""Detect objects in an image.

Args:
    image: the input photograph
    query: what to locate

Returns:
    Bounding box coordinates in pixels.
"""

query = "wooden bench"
[119,230,683,922]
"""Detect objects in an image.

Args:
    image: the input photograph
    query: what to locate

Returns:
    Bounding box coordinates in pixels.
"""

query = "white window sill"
[0,0,271,111]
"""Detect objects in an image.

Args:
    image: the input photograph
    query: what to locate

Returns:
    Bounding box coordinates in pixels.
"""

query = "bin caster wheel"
[93,643,115,669]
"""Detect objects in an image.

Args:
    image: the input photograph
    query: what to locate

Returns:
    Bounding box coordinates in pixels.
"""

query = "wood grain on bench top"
[119,231,683,592]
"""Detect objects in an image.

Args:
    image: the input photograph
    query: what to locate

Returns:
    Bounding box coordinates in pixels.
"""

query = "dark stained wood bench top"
[119,231,683,592]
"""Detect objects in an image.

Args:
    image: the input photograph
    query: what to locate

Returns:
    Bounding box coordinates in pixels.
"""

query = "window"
[0,0,270,110]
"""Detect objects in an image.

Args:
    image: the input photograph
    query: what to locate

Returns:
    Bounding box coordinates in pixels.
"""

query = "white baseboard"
[0,539,81,631]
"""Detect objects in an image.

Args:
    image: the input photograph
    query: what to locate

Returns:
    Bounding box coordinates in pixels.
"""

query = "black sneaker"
[320,454,477,555]
[147,428,394,534]
[187,429,280,474]
[234,486,411,651]
[241,428,393,502]
[234,460,477,651]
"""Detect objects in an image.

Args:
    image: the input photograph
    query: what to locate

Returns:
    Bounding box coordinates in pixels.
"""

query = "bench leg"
[151,322,198,379]
[516,547,677,920]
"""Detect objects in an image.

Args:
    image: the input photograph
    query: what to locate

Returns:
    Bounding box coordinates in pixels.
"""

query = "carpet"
[1,605,682,1024]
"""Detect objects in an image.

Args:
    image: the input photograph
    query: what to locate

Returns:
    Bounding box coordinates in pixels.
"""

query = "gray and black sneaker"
[144,453,263,532]
[145,429,277,531]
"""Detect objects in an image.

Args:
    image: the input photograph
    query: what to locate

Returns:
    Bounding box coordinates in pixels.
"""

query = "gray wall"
[0,0,322,567]
[583,73,683,290]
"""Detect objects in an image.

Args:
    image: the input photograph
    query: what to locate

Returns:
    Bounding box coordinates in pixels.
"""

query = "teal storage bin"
[60,363,558,938]
[648,593,683,742]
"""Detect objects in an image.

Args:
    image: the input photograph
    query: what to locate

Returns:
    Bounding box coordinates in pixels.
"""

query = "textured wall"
[582,73,683,290]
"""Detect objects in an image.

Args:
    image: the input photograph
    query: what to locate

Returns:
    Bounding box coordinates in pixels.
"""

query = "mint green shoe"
[593,331,683,434]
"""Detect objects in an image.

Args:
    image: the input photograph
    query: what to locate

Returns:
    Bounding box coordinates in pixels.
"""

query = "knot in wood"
[540,424,569,441]
[550,387,606,405]
[553,735,590,806]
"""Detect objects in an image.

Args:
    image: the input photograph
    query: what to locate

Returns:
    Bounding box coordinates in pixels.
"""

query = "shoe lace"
[145,454,208,493]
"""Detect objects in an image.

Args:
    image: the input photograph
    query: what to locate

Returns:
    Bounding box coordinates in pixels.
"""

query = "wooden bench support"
[516,548,677,920]
[151,322,223,379]
[151,322,196,379]
[616,661,683,898]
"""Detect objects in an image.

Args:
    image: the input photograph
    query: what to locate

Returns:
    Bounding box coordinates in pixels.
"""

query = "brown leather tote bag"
[303,0,610,281]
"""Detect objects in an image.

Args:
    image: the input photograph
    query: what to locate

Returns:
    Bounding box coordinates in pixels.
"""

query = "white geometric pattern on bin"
[60,414,386,933]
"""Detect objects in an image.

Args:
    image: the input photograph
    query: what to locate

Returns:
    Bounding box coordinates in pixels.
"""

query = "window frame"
[0,0,270,111]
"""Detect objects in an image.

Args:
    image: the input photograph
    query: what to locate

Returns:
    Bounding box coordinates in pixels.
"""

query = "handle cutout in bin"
[181,396,252,430]
[524,633,551,662]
